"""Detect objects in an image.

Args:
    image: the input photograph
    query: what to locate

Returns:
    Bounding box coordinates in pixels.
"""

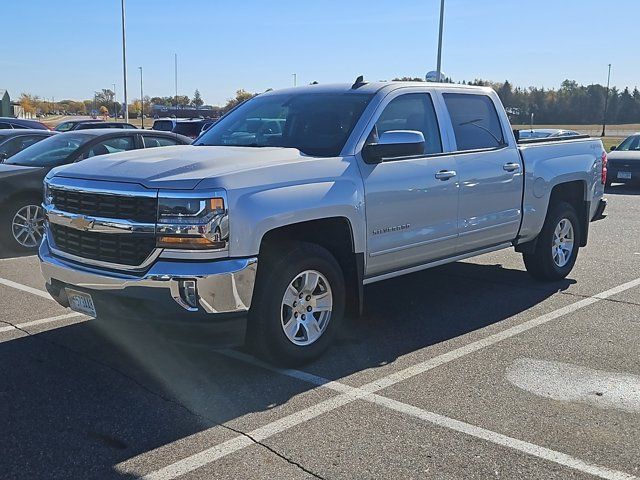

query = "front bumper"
[39,238,257,346]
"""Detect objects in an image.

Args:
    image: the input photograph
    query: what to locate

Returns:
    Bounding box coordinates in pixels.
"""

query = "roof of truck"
[260,81,491,97]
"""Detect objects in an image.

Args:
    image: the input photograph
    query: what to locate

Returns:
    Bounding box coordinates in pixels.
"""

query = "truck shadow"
[0,261,573,478]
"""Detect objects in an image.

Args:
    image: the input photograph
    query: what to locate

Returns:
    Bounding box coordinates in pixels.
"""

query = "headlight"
[43,181,53,206]
[157,194,228,250]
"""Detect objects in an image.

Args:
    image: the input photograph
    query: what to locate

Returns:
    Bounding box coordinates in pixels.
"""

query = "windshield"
[5,133,87,167]
[616,135,640,152]
[194,92,374,157]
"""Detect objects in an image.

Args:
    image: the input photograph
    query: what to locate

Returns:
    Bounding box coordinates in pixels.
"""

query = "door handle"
[435,170,457,181]
[503,162,521,172]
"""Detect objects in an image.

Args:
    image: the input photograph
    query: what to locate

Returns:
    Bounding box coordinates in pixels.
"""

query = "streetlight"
[121,0,129,122]
[601,63,612,137]
[292,73,297,87]
[436,0,445,82]
[139,66,144,129]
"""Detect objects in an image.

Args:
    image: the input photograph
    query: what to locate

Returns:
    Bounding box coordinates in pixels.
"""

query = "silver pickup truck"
[39,81,607,364]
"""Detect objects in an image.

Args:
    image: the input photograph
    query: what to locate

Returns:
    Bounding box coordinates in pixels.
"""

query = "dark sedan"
[74,122,137,130]
[0,129,191,251]
[0,117,49,130]
[54,119,104,132]
[607,134,640,186]
[0,129,58,162]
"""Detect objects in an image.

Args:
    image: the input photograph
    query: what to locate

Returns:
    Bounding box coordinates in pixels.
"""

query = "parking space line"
[0,276,50,299]
[0,312,85,334]
[139,277,640,480]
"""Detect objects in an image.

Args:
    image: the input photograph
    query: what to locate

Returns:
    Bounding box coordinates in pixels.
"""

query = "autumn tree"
[222,89,256,113]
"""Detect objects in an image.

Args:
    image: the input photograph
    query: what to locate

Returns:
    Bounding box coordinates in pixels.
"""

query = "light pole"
[436,0,445,82]
[121,0,129,122]
[112,83,117,120]
[174,53,178,115]
[601,63,612,137]
[293,73,297,87]
[139,66,144,128]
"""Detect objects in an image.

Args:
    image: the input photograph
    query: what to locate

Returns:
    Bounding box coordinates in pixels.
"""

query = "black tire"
[0,197,45,253]
[523,201,581,281]
[248,242,345,366]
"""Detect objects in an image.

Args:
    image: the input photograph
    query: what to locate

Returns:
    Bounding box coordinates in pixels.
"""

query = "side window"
[0,137,23,156]
[443,93,505,151]
[143,136,179,148]
[370,93,442,155]
[18,135,45,150]
[10,123,28,129]
[85,136,136,158]
[0,122,13,129]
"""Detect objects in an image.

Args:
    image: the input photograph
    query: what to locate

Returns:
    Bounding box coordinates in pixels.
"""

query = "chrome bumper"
[39,238,257,315]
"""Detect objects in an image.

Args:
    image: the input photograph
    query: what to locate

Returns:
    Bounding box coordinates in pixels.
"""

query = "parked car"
[54,119,104,132]
[152,118,212,139]
[607,133,640,186]
[0,117,50,131]
[39,81,607,365]
[74,122,137,130]
[0,129,58,162]
[518,128,580,139]
[0,129,191,251]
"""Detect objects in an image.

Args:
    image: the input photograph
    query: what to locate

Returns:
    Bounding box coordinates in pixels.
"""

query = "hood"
[0,163,45,179]
[51,145,310,190]
[608,151,640,162]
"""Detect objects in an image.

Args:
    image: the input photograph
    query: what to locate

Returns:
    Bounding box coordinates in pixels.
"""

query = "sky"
[2,0,638,106]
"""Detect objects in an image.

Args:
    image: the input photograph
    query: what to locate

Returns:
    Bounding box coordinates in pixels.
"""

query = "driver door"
[359,92,460,277]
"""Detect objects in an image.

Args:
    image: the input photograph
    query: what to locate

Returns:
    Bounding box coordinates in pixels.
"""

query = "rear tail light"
[601,151,607,185]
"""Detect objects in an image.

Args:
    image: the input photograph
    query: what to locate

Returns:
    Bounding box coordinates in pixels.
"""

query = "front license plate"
[618,171,632,179]
[66,289,97,317]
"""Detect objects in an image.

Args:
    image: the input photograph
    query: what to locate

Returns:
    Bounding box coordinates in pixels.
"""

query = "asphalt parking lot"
[1,184,639,480]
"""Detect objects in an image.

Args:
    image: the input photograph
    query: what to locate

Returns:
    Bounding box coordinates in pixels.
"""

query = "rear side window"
[153,120,174,131]
[143,136,180,148]
[371,93,442,154]
[443,93,505,151]
[174,122,201,137]
[0,123,12,129]
[85,136,136,158]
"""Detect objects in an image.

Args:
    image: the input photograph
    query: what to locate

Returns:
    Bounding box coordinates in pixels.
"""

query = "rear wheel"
[248,242,345,366]
[0,199,45,252]
[523,201,580,281]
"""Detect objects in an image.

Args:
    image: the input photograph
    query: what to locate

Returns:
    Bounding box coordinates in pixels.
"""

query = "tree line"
[19,79,640,125]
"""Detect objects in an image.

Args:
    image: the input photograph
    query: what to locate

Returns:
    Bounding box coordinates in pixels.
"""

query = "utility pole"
[112,83,117,120]
[436,0,445,82]
[121,0,129,122]
[139,67,144,128]
[293,73,297,87]
[174,53,178,115]
[601,63,612,137]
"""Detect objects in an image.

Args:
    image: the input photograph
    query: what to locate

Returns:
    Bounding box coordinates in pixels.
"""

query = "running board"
[363,243,512,285]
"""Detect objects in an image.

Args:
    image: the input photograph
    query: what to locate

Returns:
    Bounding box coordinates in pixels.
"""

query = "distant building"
[0,90,11,117]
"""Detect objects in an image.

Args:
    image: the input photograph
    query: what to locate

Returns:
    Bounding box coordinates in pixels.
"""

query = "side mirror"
[362,130,425,164]
[513,129,520,141]
[610,145,617,151]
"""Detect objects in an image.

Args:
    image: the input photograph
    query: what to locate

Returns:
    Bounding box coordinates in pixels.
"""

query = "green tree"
[191,89,204,108]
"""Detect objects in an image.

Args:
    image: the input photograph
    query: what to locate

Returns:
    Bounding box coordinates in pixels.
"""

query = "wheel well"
[549,181,589,247]
[259,217,363,317]
[515,180,589,254]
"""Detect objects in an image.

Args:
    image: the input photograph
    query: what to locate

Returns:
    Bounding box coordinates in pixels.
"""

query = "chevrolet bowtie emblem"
[69,215,95,232]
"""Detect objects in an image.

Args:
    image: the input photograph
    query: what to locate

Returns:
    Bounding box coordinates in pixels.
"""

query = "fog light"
[179,280,198,309]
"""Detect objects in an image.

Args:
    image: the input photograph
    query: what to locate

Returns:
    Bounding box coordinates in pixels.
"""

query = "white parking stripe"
[137,277,640,480]
[0,312,85,333]
[0,277,50,299]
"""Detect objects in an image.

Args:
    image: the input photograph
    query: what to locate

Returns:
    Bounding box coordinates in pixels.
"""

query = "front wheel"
[523,201,580,281]
[248,242,345,366]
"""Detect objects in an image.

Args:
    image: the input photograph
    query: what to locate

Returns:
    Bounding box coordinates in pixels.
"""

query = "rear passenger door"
[441,92,523,252]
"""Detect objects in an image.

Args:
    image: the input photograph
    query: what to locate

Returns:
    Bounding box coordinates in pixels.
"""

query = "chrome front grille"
[50,224,156,266]
[45,179,159,270]
[51,188,157,223]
